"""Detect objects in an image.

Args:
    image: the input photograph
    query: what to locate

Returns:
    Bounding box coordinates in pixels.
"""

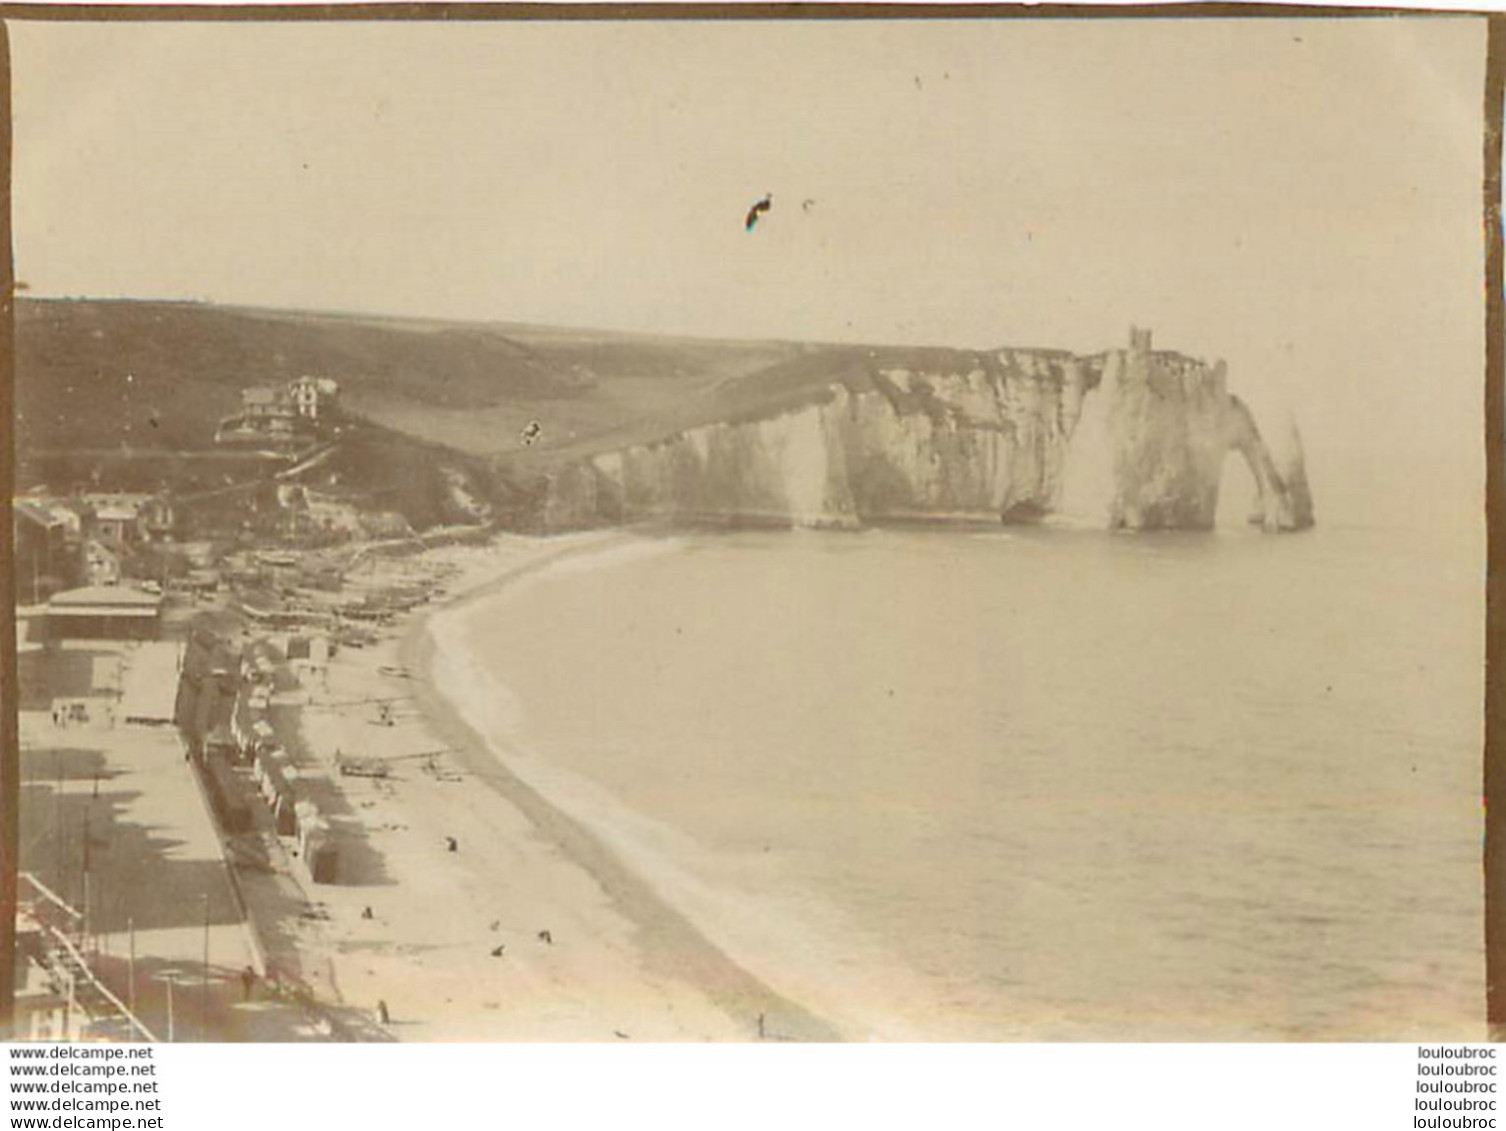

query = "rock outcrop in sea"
[1102,328,1314,532]
[527,329,1314,534]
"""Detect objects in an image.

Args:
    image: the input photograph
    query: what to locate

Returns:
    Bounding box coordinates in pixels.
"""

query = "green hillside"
[14,298,804,463]
[11,298,836,530]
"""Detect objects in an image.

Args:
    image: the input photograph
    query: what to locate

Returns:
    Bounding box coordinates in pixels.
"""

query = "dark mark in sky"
[744,193,772,233]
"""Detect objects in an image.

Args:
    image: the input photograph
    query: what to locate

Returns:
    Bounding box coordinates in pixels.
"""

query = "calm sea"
[430,519,1485,1040]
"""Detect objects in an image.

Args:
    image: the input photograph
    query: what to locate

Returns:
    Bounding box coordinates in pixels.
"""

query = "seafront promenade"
[16,638,315,1041]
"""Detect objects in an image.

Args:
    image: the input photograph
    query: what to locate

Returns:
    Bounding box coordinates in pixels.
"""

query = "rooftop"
[81,493,152,507]
[13,500,60,528]
[49,586,163,611]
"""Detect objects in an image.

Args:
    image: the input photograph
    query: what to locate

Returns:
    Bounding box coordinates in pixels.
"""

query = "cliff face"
[539,350,1095,530]
[533,330,1314,534]
[1104,329,1314,532]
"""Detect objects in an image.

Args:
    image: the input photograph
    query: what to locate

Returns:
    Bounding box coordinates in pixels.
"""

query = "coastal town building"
[83,541,120,587]
[91,501,140,546]
[289,375,338,420]
[45,585,162,641]
[215,376,340,449]
[66,493,176,547]
[4,494,162,601]
[11,919,76,1041]
[138,496,177,541]
[45,504,82,542]
[12,499,75,604]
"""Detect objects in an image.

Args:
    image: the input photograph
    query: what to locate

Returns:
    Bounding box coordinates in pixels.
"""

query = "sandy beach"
[280,531,835,1042]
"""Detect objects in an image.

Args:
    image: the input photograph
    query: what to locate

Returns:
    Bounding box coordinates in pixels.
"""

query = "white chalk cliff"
[531,330,1313,534]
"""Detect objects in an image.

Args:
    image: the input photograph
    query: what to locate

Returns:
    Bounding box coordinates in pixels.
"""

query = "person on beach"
[240,966,256,1002]
[376,1000,390,1024]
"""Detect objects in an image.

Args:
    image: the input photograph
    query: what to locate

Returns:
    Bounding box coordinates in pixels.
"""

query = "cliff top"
[16,298,1141,527]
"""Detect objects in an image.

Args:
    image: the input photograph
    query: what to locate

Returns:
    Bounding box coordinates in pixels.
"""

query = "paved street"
[17,640,320,1042]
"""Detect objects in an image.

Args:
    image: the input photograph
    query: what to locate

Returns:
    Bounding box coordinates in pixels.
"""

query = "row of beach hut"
[178,628,339,883]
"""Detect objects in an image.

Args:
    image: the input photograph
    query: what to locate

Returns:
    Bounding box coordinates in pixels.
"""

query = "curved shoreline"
[396,532,844,1042]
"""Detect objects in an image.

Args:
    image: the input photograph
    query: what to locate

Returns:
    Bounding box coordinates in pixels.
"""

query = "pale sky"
[8,16,1490,526]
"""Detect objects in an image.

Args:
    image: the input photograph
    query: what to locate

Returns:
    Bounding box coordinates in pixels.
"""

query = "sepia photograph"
[0,8,1492,1051]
